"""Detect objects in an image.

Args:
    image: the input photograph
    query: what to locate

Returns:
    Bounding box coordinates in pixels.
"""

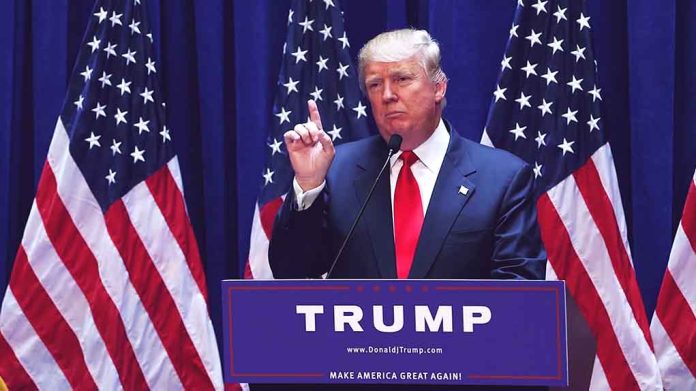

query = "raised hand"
[283,100,335,191]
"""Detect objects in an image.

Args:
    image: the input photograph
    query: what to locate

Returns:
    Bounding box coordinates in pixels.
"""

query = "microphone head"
[387,134,403,153]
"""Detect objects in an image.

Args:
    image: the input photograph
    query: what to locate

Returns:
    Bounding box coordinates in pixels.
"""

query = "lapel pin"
[458,185,469,196]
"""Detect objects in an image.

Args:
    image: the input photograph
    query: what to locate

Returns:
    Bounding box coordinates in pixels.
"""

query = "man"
[269,29,545,282]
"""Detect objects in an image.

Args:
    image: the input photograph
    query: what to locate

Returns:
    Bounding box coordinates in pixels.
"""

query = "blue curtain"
[1,0,695,352]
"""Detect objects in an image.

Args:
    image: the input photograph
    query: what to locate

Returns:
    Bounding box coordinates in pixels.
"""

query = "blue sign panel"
[222,279,567,386]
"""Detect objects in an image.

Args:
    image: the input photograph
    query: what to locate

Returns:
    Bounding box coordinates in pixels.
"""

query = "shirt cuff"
[293,178,325,211]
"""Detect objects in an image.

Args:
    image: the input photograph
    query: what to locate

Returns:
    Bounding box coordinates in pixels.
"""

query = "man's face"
[363,57,447,151]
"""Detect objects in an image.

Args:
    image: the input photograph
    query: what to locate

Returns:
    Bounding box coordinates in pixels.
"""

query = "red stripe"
[244,260,254,279]
[8,247,97,389]
[681,181,696,252]
[260,197,284,238]
[104,200,214,390]
[573,160,653,348]
[655,271,696,377]
[0,325,37,389]
[537,194,640,390]
[145,165,208,301]
[37,164,148,390]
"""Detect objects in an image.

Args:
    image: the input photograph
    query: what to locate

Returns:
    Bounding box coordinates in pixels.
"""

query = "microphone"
[326,134,402,278]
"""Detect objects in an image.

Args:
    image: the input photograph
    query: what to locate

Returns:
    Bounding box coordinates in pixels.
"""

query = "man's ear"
[434,80,447,104]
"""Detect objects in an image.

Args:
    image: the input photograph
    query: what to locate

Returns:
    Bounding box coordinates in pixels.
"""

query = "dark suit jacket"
[261,123,547,391]
[269,122,546,280]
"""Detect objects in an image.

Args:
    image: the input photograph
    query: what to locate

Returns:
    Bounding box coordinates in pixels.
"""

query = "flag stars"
[323,0,335,9]
[140,87,154,104]
[541,67,558,85]
[134,117,150,134]
[334,94,345,110]
[525,29,542,47]
[515,92,532,109]
[275,107,292,124]
[319,24,333,41]
[109,11,123,27]
[567,75,584,93]
[263,168,275,185]
[509,122,527,140]
[104,42,117,58]
[85,132,101,149]
[562,107,578,125]
[521,61,538,78]
[553,5,567,22]
[74,95,84,110]
[130,146,145,163]
[92,102,106,119]
[310,86,323,101]
[283,77,299,94]
[337,63,350,80]
[494,85,507,102]
[81,66,93,81]
[291,46,308,63]
[571,45,586,62]
[114,108,128,125]
[122,49,137,65]
[589,85,603,101]
[110,139,122,155]
[338,32,350,49]
[98,72,112,88]
[117,78,131,95]
[145,58,157,74]
[87,36,101,53]
[501,55,512,71]
[316,56,329,73]
[328,124,342,140]
[558,138,575,156]
[587,115,600,132]
[353,101,367,118]
[146,33,153,43]
[287,9,294,25]
[129,20,141,35]
[94,7,108,23]
[268,138,283,155]
[577,13,591,31]
[299,16,315,33]
[510,24,519,38]
[105,169,117,185]
[535,131,547,148]
[547,37,564,54]
[533,162,543,178]
[531,0,548,15]
[537,99,553,116]
[160,126,171,143]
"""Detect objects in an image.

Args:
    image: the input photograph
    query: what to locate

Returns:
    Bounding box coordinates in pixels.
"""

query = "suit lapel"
[354,142,396,278]
[408,131,477,279]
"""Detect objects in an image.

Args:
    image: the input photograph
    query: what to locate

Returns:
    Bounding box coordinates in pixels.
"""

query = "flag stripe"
[124,175,222,387]
[9,247,98,389]
[145,165,208,301]
[47,121,183,388]
[682,181,696,252]
[36,161,149,390]
[104,199,214,390]
[0,290,70,389]
[654,271,696,376]
[248,203,274,279]
[651,315,696,389]
[572,158,653,347]
[0,318,37,389]
[260,197,284,238]
[22,202,121,389]
[537,193,640,390]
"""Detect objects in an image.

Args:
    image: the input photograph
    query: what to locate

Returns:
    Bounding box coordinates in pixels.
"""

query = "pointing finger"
[308,100,323,131]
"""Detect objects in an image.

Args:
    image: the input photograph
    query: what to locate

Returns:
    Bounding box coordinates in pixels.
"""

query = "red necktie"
[394,151,424,279]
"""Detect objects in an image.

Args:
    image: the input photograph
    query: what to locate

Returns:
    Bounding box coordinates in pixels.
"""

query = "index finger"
[307,99,323,131]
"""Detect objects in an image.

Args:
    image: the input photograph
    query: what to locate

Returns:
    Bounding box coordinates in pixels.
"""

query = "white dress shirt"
[293,119,450,220]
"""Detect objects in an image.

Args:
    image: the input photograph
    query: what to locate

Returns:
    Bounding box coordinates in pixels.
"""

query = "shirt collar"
[390,119,450,174]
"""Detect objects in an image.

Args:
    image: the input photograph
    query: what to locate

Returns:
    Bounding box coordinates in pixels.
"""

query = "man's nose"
[382,82,397,102]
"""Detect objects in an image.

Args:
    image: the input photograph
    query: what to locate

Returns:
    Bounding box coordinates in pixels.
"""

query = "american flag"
[483,0,662,389]
[650,169,696,389]
[0,1,222,389]
[245,0,369,280]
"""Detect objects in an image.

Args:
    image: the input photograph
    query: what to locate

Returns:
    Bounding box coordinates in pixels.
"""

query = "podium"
[222,279,568,387]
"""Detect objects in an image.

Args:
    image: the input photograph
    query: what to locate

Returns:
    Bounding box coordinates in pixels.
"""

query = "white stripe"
[47,118,183,389]
[167,157,186,201]
[650,314,696,389]
[666,224,696,316]
[547,175,662,389]
[248,203,274,279]
[545,261,558,280]
[480,128,494,147]
[0,289,71,390]
[588,355,610,391]
[21,202,121,390]
[590,144,634,263]
[121,180,223,389]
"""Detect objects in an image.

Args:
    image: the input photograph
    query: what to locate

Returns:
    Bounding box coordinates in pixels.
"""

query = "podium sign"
[222,279,567,386]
